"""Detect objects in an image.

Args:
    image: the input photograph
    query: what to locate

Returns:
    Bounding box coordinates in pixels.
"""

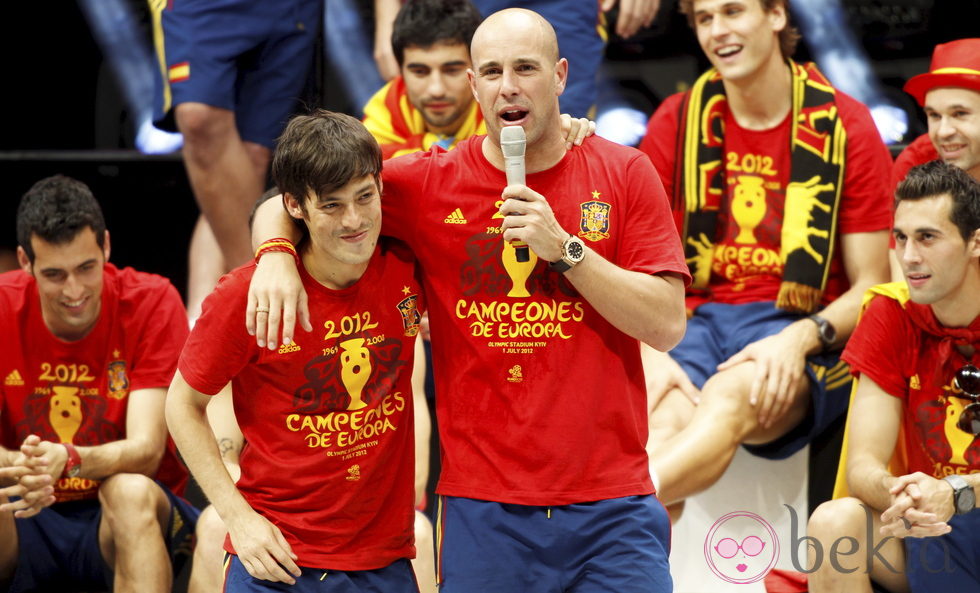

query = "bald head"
[471,8,559,64]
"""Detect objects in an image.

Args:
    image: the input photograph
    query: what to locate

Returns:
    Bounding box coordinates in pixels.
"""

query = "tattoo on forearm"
[218,438,240,459]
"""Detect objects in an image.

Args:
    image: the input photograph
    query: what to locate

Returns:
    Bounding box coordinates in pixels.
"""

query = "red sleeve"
[127,279,189,392]
[178,267,256,395]
[893,134,939,190]
[380,151,426,247]
[637,93,684,199]
[841,295,910,399]
[618,150,691,284]
[836,92,895,235]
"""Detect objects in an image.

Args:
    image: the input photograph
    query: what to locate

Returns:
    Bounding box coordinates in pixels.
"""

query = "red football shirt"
[381,135,690,505]
[0,264,189,500]
[180,241,423,570]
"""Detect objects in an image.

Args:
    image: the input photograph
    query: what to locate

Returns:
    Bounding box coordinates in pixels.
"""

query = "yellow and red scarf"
[675,61,847,313]
[362,76,485,160]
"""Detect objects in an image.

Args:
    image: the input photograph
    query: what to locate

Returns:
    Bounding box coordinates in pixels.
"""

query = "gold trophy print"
[49,385,82,443]
[501,241,537,298]
[731,176,767,244]
[340,338,372,410]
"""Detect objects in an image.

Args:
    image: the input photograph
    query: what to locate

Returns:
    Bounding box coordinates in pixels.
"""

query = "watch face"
[567,239,585,262]
[959,488,976,514]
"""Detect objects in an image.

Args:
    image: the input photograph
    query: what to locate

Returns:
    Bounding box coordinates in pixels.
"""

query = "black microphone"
[500,126,530,262]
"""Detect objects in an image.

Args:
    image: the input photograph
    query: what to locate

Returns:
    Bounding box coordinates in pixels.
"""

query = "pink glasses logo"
[704,511,779,584]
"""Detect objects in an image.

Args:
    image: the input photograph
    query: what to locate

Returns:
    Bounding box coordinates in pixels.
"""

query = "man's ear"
[102,230,111,263]
[467,69,480,104]
[554,58,568,97]
[16,245,31,274]
[283,192,306,220]
[970,228,980,259]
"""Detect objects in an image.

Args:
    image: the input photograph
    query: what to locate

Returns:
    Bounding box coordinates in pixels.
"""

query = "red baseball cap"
[904,39,980,105]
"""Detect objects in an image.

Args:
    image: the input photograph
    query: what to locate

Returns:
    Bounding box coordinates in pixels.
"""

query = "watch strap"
[943,475,974,515]
[62,442,81,478]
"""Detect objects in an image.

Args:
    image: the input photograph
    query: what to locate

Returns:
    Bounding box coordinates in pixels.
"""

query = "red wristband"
[255,238,299,266]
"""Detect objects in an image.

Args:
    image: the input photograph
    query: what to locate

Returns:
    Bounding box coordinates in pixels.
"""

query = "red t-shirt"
[179,241,423,570]
[842,295,980,477]
[640,88,893,309]
[382,135,691,505]
[0,264,189,501]
[893,133,939,188]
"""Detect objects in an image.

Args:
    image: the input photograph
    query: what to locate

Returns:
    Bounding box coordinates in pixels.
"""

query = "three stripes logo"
[444,208,467,224]
[4,370,24,386]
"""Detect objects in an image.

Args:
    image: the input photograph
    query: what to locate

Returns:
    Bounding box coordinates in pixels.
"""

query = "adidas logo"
[277,342,302,354]
[4,370,24,386]
[444,208,467,224]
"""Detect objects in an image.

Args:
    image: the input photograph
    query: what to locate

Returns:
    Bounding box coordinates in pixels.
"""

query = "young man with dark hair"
[807,160,980,592]
[167,110,425,591]
[0,175,196,593]
[637,0,894,508]
[364,0,485,158]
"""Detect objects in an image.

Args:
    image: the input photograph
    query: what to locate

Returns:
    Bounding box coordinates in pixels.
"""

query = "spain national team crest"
[107,359,129,400]
[397,295,421,337]
[578,195,611,242]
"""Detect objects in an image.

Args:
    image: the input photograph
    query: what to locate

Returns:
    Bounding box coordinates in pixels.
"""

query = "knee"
[808,498,869,541]
[175,103,235,146]
[194,505,227,556]
[648,395,695,439]
[414,510,433,550]
[98,473,166,534]
[692,387,748,439]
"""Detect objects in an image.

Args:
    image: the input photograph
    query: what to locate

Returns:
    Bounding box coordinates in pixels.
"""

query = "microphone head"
[500,126,526,158]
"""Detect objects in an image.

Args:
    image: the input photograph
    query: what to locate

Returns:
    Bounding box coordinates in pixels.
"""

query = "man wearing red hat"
[894,39,980,186]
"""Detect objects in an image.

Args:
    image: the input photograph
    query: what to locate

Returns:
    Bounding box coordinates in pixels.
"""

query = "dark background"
[1,0,976,299]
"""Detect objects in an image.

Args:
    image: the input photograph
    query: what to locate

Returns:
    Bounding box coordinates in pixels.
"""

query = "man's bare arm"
[167,371,300,583]
[248,197,310,348]
[845,374,902,512]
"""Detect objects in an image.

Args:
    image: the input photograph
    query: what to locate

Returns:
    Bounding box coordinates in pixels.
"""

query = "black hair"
[16,175,106,264]
[896,160,980,241]
[392,0,482,66]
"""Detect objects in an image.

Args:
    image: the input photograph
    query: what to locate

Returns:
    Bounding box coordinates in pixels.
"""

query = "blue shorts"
[435,495,672,593]
[223,554,418,592]
[6,482,199,593]
[152,0,321,148]
[672,301,852,459]
[905,511,980,591]
[472,0,603,118]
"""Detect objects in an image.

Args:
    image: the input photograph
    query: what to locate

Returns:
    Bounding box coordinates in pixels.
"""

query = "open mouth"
[500,108,529,123]
[940,144,966,157]
[62,297,88,312]
[716,45,742,59]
